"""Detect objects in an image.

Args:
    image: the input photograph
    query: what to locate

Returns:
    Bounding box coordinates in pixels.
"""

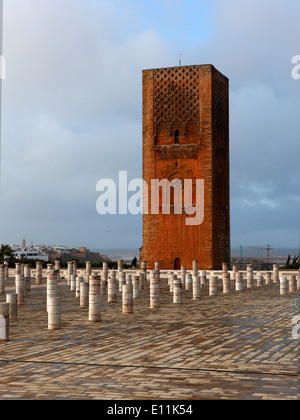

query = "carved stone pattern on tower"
[154,66,200,130]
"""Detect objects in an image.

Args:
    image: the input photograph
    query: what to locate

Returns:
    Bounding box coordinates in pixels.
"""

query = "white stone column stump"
[236,272,244,291]
[139,271,145,290]
[132,275,140,298]
[181,266,186,287]
[289,274,296,293]
[67,262,73,287]
[36,262,43,285]
[48,297,61,331]
[257,275,264,287]
[119,272,126,292]
[108,271,117,303]
[150,273,160,309]
[102,262,108,283]
[185,273,192,290]
[85,261,92,283]
[6,293,17,320]
[223,272,231,294]
[0,303,9,341]
[192,276,201,300]
[246,264,254,289]
[76,277,83,298]
[0,265,5,294]
[4,261,9,282]
[47,271,59,311]
[192,260,198,278]
[16,271,25,306]
[122,284,133,314]
[265,272,272,285]
[70,274,76,291]
[200,270,207,288]
[280,277,287,295]
[173,276,182,304]
[80,282,89,308]
[89,276,101,322]
[209,276,218,296]
[24,264,31,292]
[273,264,279,284]
[118,260,123,282]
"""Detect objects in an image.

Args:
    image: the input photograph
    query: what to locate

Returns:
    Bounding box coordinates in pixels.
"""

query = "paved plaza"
[0,271,299,400]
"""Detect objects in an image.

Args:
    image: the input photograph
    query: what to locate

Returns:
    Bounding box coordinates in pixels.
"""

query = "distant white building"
[12,248,49,262]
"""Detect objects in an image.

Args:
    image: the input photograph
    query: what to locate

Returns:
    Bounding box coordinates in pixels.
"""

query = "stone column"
[102,262,108,283]
[16,268,25,306]
[54,260,61,282]
[192,260,198,278]
[118,259,123,282]
[108,271,117,303]
[280,277,287,295]
[0,303,9,341]
[169,273,174,293]
[85,261,92,282]
[132,275,140,298]
[139,271,145,290]
[122,283,133,314]
[247,264,254,289]
[6,293,17,320]
[119,272,126,292]
[289,274,296,293]
[232,265,238,281]
[4,261,9,283]
[126,274,132,285]
[76,276,83,298]
[150,272,160,309]
[141,261,147,279]
[223,272,231,294]
[70,274,76,291]
[173,276,182,304]
[80,282,89,308]
[222,263,228,273]
[209,276,218,296]
[273,264,279,284]
[200,270,206,288]
[297,273,300,291]
[265,272,272,285]
[257,275,264,287]
[89,276,101,322]
[0,264,5,294]
[236,272,244,291]
[24,264,31,292]
[192,275,201,300]
[15,263,21,287]
[185,273,192,290]
[67,262,73,287]
[36,262,43,285]
[48,297,61,331]
[181,266,186,287]
[47,271,58,311]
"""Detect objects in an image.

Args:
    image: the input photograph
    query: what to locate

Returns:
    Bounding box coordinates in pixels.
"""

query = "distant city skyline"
[0,0,299,250]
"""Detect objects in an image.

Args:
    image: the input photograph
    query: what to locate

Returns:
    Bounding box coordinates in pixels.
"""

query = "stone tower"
[140,64,230,270]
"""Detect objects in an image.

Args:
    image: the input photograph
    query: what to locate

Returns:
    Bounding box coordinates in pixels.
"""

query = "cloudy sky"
[0,0,299,252]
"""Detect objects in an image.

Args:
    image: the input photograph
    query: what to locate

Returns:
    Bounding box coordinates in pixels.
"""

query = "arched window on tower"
[175,130,180,144]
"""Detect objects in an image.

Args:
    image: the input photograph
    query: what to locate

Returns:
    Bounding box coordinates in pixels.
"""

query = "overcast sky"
[0,0,299,252]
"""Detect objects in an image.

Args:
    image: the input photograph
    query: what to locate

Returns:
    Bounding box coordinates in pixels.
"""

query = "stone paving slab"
[0,275,299,400]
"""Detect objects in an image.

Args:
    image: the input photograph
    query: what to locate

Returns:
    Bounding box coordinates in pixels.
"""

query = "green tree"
[0,244,16,264]
[131,257,137,268]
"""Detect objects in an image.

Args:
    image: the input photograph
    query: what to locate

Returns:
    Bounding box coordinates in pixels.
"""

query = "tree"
[0,244,16,264]
[131,257,137,268]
